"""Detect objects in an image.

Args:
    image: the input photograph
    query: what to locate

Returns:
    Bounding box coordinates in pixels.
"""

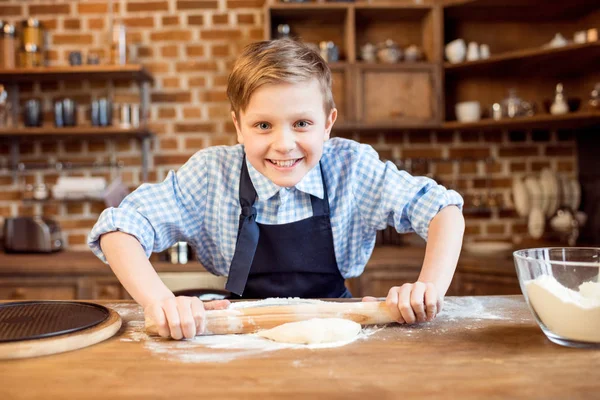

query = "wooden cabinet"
[0,277,81,300]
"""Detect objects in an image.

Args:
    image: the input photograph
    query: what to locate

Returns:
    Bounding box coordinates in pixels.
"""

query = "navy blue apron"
[225,157,351,299]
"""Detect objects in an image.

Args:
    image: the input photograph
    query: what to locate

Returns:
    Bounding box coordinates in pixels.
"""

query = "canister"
[0,22,16,69]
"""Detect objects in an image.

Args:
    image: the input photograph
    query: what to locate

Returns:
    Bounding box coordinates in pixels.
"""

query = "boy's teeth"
[271,159,297,167]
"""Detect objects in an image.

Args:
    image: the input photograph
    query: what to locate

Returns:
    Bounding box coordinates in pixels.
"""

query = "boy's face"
[232,78,337,188]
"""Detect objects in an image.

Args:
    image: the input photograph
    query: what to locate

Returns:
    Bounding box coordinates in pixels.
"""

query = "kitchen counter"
[0,245,517,275]
[1,296,599,399]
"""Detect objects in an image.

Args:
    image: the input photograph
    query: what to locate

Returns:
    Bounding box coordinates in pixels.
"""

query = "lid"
[22,18,42,28]
[3,23,16,37]
[0,301,109,342]
[21,43,40,53]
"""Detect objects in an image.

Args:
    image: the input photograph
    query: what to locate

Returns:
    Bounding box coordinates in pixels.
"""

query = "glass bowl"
[513,247,600,348]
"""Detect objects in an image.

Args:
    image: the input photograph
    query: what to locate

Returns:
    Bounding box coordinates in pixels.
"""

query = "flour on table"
[526,275,600,343]
[115,298,382,363]
[257,318,362,344]
[437,297,506,321]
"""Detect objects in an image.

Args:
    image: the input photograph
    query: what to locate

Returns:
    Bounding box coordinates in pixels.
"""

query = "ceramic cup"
[445,38,466,64]
[455,101,481,122]
[467,41,480,61]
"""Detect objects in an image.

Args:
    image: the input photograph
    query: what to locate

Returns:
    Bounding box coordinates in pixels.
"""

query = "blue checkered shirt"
[88,138,463,278]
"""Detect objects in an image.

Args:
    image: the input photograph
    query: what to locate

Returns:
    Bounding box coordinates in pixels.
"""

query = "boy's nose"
[272,128,296,152]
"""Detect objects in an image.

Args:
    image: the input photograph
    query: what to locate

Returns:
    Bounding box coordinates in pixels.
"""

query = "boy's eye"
[294,120,311,129]
[255,122,271,130]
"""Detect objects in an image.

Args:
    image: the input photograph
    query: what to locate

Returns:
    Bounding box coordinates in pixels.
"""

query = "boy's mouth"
[267,158,303,169]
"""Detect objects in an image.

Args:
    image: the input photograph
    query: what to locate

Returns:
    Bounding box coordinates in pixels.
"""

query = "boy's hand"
[362,282,443,324]
[144,297,230,340]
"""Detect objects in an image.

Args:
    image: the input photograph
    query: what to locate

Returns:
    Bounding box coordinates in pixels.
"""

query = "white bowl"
[455,101,481,122]
[445,38,466,64]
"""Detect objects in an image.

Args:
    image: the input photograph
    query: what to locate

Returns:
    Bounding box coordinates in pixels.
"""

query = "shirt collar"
[245,158,324,201]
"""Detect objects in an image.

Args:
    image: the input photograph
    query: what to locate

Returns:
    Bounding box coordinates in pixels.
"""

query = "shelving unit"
[265,0,600,134]
[442,110,600,131]
[443,0,600,124]
[265,0,442,128]
[0,64,154,182]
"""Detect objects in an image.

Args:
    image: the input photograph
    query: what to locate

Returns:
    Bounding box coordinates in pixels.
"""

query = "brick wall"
[0,0,578,251]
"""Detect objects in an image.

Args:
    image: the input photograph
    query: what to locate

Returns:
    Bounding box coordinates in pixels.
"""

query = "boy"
[89,39,465,340]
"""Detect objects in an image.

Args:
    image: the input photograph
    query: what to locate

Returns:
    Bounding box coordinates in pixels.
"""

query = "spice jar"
[0,21,16,69]
[19,43,43,67]
[21,18,44,48]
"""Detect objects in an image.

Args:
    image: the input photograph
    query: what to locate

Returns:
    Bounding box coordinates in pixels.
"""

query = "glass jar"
[19,43,43,67]
[0,21,16,69]
[21,18,44,47]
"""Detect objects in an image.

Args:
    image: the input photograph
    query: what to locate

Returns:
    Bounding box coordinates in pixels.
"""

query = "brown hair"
[227,39,335,119]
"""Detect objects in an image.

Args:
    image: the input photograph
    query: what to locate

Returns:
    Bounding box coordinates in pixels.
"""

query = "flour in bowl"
[526,275,600,343]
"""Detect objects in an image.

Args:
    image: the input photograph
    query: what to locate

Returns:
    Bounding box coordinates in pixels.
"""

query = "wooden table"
[1,296,599,399]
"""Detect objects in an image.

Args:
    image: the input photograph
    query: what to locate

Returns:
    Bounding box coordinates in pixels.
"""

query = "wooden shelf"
[0,126,153,138]
[269,1,433,11]
[357,62,437,71]
[21,198,106,205]
[333,121,440,132]
[442,111,600,130]
[444,41,600,73]
[444,0,598,20]
[0,64,154,83]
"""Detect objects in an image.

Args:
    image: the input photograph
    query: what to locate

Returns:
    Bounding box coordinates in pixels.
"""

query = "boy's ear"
[324,108,338,141]
[231,111,244,144]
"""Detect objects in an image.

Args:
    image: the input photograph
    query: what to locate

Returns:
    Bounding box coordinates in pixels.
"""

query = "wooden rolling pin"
[145,301,395,336]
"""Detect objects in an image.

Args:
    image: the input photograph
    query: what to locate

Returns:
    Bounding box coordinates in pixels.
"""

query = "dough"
[256,318,362,344]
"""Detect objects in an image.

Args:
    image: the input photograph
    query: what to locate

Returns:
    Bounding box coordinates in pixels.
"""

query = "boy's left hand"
[362,282,443,324]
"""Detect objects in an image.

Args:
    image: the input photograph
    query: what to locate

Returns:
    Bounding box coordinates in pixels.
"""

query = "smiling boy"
[89,39,465,340]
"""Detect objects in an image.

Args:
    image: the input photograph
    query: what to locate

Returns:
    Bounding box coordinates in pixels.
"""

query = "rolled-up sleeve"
[88,153,207,263]
[353,145,463,241]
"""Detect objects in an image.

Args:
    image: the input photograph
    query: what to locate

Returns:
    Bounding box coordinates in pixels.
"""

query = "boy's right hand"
[144,297,230,340]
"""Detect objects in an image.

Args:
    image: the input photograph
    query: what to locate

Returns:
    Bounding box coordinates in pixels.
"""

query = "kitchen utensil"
[19,43,43,67]
[24,98,42,127]
[512,176,530,217]
[404,45,423,62]
[91,97,112,126]
[527,207,545,239]
[466,41,479,61]
[0,21,16,69]
[21,18,44,48]
[0,84,9,127]
[276,24,291,40]
[111,23,127,65]
[319,41,339,63]
[68,51,82,66]
[514,247,600,348]
[479,44,490,59]
[3,216,63,253]
[547,33,568,48]
[445,38,466,64]
[550,83,569,115]
[588,83,600,109]
[0,301,121,359]
[377,39,401,63]
[62,98,77,126]
[501,89,533,118]
[360,42,377,62]
[540,168,559,217]
[455,101,481,122]
[145,301,395,336]
[574,31,587,44]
